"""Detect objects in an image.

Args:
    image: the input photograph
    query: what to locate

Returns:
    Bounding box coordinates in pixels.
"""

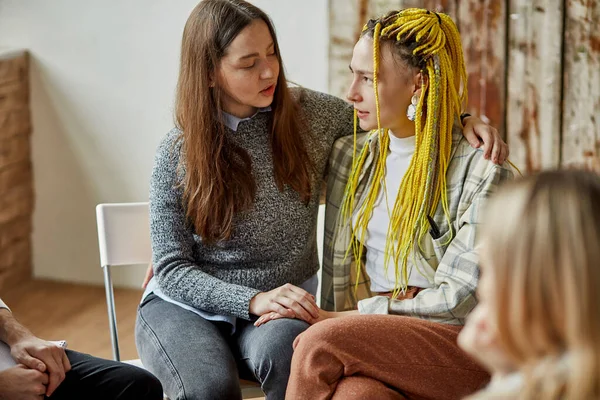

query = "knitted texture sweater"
[150,88,353,320]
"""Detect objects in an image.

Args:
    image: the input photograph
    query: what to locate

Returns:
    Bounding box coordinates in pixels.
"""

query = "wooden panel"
[0,51,32,290]
[0,81,28,110]
[561,0,600,169]
[329,0,400,99]
[457,0,507,137]
[506,0,563,173]
[383,0,456,16]
[411,0,457,19]
[0,109,31,141]
[329,0,362,99]
[372,0,403,17]
[0,52,28,86]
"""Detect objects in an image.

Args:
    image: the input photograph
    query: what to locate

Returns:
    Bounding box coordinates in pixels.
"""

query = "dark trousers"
[47,349,163,400]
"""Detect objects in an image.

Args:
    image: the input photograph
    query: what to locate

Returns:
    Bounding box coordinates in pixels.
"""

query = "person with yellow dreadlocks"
[279,9,516,400]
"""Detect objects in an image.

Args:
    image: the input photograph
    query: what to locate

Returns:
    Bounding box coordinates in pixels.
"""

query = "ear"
[412,71,428,95]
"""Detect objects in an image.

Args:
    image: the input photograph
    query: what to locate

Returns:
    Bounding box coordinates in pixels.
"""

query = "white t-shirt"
[354,131,432,292]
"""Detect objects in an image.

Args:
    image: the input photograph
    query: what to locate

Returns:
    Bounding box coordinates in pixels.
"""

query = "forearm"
[156,263,260,319]
[333,310,359,317]
[0,309,32,347]
[321,309,359,321]
[356,281,476,323]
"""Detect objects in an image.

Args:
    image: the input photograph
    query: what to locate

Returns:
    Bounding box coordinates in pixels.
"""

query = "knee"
[333,376,373,400]
[249,320,308,386]
[177,375,241,400]
[144,375,164,400]
[333,376,405,400]
[257,319,309,365]
[293,318,346,356]
[166,369,242,400]
[120,367,164,400]
[181,384,241,400]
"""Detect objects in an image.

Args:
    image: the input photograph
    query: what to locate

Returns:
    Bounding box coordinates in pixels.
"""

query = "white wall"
[0,0,329,288]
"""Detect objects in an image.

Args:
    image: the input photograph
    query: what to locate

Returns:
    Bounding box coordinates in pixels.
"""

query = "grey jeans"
[135,293,309,400]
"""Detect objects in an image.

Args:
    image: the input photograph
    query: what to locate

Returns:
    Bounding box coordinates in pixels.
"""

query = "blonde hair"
[340,9,467,295]
[472,169,600,399]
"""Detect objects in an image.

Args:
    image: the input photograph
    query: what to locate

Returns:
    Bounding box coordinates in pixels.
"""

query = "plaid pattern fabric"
[320,126,515,325]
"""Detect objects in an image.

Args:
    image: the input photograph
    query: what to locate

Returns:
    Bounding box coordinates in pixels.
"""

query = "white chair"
[95,202,264,399]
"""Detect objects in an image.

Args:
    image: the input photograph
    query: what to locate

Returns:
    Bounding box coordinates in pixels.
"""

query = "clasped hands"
[250,283,334,327]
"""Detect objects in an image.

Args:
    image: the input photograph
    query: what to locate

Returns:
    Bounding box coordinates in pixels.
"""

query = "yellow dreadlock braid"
[340,9,468,297]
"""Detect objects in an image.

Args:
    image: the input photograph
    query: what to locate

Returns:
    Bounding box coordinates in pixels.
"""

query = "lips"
[355,109,370,119]
[260,84,276,96]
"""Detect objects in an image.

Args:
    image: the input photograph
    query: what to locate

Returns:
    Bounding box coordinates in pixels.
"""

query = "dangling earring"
[406,94,418,121]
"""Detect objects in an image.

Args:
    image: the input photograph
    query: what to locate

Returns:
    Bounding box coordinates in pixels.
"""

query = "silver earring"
[406,94,419,121]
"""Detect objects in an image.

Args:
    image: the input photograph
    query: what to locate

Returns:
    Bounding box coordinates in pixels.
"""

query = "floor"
[3,279,141,360]
[3,279,265,399]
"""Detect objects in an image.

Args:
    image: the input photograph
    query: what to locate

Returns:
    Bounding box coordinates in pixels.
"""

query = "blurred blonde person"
[459,169,600,399]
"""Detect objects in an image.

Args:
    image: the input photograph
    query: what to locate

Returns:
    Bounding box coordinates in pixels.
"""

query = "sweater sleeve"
[293,87,356,141]
[293,88,358,184]
[323,92,355,141]
[149,130,260,320]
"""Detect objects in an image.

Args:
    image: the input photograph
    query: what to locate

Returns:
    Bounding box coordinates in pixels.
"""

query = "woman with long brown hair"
[134,1,506,399]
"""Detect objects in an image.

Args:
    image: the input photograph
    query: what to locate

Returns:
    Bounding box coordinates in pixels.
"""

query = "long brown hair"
[175,0,312,243]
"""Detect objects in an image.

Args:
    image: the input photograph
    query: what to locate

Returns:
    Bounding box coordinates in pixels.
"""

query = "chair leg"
[103,265,120,361]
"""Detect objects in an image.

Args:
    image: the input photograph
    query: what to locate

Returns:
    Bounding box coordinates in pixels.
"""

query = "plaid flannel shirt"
[320,126,515,325]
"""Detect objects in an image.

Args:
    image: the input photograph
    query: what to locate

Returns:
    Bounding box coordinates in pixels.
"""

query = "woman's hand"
[254,308,329,327]
[141,263,154,289]
[457,304,515,376]
[462,116,509,164]
[249,284,320,323]
[254,308,358,327]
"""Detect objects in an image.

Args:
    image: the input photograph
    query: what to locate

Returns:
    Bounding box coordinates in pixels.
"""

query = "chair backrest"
[96,202,152,267]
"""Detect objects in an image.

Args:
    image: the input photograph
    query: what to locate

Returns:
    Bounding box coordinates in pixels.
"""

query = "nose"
[260,57,278,80]
[346,79,362,103]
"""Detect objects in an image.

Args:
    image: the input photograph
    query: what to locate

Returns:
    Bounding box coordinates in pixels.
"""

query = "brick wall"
[0,50,33,290]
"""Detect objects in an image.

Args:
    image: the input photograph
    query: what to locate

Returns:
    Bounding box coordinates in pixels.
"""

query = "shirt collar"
[222,106,271,132]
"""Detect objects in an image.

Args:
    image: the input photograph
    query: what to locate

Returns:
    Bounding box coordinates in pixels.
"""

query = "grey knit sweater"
[150,88,353,320]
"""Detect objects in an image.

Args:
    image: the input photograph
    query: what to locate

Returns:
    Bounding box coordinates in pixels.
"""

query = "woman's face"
[457,240,516,375]
[217,19,280,118]
[346,36,418,135]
